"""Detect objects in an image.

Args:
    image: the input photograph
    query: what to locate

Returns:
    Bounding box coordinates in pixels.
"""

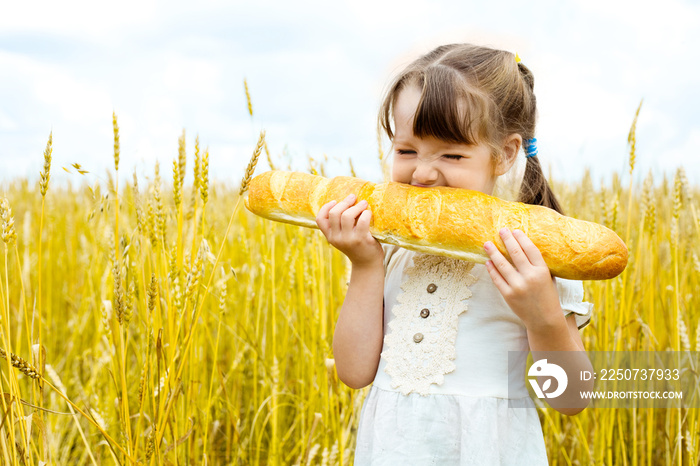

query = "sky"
[1,0,699,194]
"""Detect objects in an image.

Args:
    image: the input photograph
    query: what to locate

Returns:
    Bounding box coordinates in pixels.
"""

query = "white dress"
[354,244,593,465]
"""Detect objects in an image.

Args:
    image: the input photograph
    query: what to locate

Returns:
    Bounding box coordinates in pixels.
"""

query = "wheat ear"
[239,130,266,196]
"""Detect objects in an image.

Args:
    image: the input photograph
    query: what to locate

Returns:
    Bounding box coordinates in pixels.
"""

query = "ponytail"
[517,156,565,215]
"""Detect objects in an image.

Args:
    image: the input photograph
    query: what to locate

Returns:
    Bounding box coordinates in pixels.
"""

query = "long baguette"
[243,170,628,280]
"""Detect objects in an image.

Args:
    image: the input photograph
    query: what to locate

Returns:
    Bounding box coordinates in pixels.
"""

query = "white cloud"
[1,0,159,42]
[0,110,17,131]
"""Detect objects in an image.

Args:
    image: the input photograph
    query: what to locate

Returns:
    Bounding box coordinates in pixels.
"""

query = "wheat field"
[0,104,698,465]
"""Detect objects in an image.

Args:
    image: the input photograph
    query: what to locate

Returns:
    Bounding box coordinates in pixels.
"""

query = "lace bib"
[382,252,478,395]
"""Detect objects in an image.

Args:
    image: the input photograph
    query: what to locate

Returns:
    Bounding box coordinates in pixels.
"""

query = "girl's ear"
[494,133,522,176]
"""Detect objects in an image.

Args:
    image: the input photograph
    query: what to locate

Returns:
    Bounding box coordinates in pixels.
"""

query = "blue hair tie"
[524,137,538,158]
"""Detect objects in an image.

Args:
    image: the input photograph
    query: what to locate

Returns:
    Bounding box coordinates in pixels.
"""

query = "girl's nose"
[412,161,439,185]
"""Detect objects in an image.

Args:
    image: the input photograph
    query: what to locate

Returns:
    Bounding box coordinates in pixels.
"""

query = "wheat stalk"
[671,168,683,247]
[0,348,41,381]
[609,193,619,232]
[173,159,182,209]
[132,170,144,234]
[244,78,253,117]
[147,273,158,314]
[39,131,53,197]
[101,300,113,339]
[113,112,120,172]
[624,99,642,246]
[264,139,276,171]
[642,170,656,236]
[200,147,209,205]
[193,135,201,193]
[124,281,134,325]
[185,251,203,305]
[628,100,642,176]
[168,242,179,284]
[112,255,125,326]
[138,362,147,409]
[146,199,157,247]
[178,129,186,187]
[177,129,187,188]
[153,161,166,244]
[145,428,156,461]
[0,198,16,245]
[239,130,266,196]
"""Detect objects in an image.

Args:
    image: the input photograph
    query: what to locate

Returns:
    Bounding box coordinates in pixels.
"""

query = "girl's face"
[390,85,518,196]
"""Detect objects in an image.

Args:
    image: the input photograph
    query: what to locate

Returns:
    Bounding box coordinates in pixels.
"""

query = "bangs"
[412,65,492,146]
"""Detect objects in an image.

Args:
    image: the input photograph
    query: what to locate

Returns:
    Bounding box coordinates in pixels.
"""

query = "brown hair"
[379,43,564,215]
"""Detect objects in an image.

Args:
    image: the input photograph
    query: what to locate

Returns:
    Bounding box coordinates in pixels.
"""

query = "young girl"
[315,43,594,465]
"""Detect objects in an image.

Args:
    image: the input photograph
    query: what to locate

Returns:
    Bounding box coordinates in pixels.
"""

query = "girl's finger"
[512,229,547,267]
[485,259,509,293]
[498,228,530,270]
[315,200,337,233]
[340,200,369,231]
[328,194,357,230]
[355,208,372,233]
[317,200,337,219]
[484,240,518,285]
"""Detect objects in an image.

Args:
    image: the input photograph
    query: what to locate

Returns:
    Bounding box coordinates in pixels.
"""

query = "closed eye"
[395,150,463,160]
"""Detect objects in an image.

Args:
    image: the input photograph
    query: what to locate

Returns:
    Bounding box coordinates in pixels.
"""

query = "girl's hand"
[316,193,384,268]
[484,228,563,329]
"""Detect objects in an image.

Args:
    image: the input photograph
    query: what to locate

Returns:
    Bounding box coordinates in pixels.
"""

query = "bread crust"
[244,170,628,280]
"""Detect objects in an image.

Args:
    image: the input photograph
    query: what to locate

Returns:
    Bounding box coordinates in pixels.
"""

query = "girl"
[315,43,594,465]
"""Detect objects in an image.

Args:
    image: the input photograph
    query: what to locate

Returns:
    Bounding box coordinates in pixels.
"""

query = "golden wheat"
[173,159,182,208]
[0,348,40,381]
[0,101,696,465]
[132,169,144,234]
[244,78,253,117]
[264,139,276,171]
[239,130,265,196]
[113,112,120,172]
[1,198,16,245]
[200,147,209,205]
[628,100,642,176]
[39,132,52,197]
